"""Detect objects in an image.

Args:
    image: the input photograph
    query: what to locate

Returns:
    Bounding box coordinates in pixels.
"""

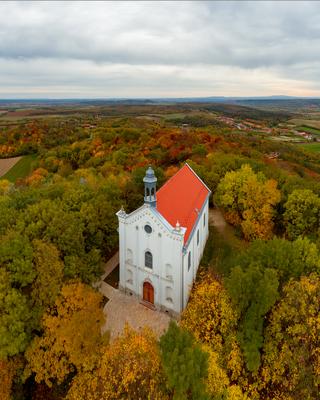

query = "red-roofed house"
[116,164,211,315]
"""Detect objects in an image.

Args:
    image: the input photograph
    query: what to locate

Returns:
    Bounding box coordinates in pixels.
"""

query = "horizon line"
[1,95,320,101]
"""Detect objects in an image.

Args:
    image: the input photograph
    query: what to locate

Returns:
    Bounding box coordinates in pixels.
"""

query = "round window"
[144,224,152,234]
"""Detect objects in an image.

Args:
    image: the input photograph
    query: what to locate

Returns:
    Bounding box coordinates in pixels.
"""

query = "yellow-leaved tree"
[215,164,281,240]
[181,274,247,395]
[31,239,64,320]
[66,325,168,400]
[0,179,12,195]
[261,273,320,400]
[0,358,19,400]
[25,282,107,387]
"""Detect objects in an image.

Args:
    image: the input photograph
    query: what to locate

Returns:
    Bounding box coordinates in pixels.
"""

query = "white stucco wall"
[117,197,210,315]
[117,204,185,314]
[182,198,210,309]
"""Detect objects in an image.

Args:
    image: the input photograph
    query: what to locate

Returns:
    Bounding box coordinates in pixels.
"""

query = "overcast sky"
[1,1,320,98]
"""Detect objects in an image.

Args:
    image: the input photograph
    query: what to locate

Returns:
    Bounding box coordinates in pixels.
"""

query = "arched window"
[146,187,150,197]
[197,230,199,245]
[126,248,133,265]
[203,213,206,227]
[188,251,191,271]
[166,263,173,280]
[151,187,155,196]
[145,251,153,269]
[166,286,173,304]
[126,269,133,285]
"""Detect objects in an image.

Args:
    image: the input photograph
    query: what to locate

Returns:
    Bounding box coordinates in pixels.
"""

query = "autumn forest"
[0,100,320,400]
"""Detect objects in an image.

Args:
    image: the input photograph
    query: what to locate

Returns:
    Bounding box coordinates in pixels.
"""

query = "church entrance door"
[143,281,154,304]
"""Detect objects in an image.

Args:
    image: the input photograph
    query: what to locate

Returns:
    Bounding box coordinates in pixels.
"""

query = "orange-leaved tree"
[0,358,22,400]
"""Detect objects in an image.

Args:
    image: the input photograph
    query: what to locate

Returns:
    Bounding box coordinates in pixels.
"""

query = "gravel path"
[0,156,22,177]
[99,281,171,341]
[209,208,244,249]
[209,208,227,232]
[96,251,171,341]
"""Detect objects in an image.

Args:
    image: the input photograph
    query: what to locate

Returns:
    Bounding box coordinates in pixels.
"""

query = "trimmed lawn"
[289,118,320,129]
[201,209,246,277]
[202,226,244,276]
[2,154,37,182]
[162,113,188,120]
[299,143,320,153]
[297,126,320,136]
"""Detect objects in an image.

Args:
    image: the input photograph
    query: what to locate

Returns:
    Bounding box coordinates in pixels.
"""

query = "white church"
[116,163,211,316]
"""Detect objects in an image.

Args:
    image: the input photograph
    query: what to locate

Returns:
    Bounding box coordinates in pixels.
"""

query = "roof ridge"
[185,162,212,193]
[184,186,207,225]
[156,163,211,244]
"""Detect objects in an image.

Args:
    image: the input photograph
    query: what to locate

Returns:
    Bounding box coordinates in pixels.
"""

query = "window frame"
[144,224,152,234]
[145,251,153,269]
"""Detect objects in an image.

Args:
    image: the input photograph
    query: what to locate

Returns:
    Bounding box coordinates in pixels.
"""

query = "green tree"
[0,231,34,287]
[236,237,320,284]
[16,198,101,282]
[160,321,209,400]
[0,197,17,235]
[17,199,85,259]
[0,270,32,358]
[226,264,279,373]
[79,194,118,257]
[284,189,320,239]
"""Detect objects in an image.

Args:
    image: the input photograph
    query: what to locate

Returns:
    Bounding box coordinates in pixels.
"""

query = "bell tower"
[143,166,157,207]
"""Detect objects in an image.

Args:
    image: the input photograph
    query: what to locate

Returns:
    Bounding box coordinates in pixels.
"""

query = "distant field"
[297,126,320,135]
[162,113,188,120]
[1,154,37,182]
[289,118,320,129]
[0,156,22,177]
[299,143,320,153]
[0,114,68,122]
[271,136,302,142]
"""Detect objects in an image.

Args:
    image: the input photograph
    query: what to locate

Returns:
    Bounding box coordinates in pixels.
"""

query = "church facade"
[116,163,211,316]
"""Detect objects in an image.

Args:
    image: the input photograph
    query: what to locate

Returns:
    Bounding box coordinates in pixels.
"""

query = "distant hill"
[2,96,320,121]
[1,95,320,108]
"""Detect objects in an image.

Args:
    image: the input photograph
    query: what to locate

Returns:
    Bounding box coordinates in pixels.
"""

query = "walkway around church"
[101,251,119,281]
[98,253,171,341]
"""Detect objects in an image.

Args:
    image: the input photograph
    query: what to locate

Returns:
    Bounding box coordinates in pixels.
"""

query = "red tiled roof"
[156,164,210,244]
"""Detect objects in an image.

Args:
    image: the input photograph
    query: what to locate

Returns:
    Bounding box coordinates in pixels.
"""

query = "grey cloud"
[1,1,320,67]
[0,1,320,97]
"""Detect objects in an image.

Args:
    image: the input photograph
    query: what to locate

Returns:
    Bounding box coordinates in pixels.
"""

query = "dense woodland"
[0,103,319,399]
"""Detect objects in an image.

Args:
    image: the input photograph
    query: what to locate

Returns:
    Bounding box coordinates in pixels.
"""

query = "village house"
[116,164,211,316]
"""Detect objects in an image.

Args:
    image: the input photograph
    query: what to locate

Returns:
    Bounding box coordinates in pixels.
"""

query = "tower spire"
[143,166,157,207]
